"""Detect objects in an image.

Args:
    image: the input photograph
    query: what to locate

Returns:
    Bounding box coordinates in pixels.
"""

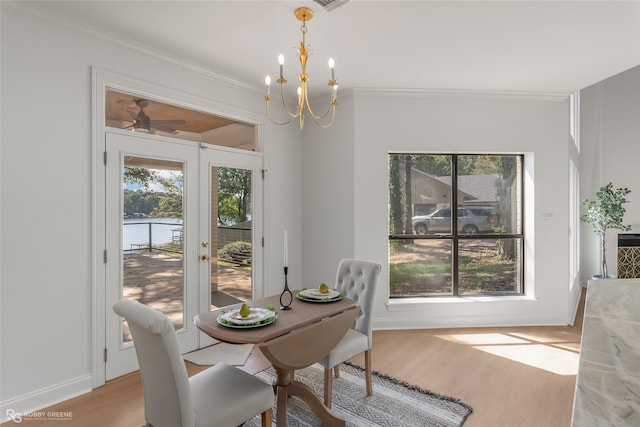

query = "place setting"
[296,283,344,303]
[216,303,278,329]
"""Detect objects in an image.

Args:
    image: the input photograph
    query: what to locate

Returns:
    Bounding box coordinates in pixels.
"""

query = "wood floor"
[6,290,585,427]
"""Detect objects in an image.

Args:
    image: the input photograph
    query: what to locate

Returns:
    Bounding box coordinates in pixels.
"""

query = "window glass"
[388,154,524,297]
[105,87,258,152]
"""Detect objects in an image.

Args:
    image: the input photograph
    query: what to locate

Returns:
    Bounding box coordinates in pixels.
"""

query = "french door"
[105,132,262,379]
[197,143,264,347]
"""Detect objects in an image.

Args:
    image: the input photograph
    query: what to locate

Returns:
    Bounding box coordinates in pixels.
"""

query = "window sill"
[386,295,537,312]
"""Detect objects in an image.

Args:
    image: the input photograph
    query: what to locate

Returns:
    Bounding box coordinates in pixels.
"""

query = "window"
[388,154,524,297]
[105,87,259,151]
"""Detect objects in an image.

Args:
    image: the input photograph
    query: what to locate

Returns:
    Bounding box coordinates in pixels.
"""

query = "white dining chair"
[113,299,273,427]
[317,258,382,408]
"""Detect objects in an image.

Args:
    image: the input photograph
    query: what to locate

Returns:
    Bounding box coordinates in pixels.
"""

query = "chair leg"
[324,367,333,408]
[261,408,273,427]
[334,365,340,378]
[365,349,373,396]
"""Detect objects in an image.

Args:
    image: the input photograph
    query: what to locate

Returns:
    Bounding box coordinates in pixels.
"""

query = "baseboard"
[0,375,92,424]
[568,283,585,326]
[374,313,569,330]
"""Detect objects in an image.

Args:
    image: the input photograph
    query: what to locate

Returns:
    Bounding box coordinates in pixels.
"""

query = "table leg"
[276,383,289,427]
[286,379,345,427]
[272,366,345,427]
[273,366,292,426]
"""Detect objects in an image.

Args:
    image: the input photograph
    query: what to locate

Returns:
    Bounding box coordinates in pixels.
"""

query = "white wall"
[303,90,573,329]
[0,4,301,417]
[301,95,356,284]
[580,65,640,280]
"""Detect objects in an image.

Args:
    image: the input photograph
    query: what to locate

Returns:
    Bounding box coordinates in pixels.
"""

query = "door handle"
[201,254,211,262]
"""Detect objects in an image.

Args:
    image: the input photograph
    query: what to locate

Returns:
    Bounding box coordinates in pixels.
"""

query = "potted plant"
[581,182,631,279]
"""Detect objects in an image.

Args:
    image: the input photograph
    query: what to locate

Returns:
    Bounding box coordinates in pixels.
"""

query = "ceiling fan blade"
[153,125,179,133]
[152,119,186,125]
[148,119,186,133]
[127,109,138,120]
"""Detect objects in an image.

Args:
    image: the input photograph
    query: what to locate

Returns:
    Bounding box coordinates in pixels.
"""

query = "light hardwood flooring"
[4,290,585,427]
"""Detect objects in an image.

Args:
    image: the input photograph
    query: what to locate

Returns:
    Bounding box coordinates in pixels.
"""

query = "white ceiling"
[23,0,640,95]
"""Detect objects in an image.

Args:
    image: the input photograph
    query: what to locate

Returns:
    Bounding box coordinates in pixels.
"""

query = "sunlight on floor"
[435,332,579,376]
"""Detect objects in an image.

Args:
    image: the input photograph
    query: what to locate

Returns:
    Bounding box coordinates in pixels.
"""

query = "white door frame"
[92,67,265,387]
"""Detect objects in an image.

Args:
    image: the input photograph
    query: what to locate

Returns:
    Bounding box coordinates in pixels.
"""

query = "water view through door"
[121,158,186,342]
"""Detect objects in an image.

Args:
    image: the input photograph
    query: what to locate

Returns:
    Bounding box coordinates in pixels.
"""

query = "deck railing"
[123,222,251,255]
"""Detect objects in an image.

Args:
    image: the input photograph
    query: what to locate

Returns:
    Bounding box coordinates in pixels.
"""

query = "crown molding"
[351,87,571,102]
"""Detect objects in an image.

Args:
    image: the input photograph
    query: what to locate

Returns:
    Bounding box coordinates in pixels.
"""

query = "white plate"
[229,311,260,321]
[301,288,340,299]
[217,307,277,328]
[296,289,343,303]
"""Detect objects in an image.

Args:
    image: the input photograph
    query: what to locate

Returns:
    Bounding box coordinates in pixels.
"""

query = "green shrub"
[218,241,252,264]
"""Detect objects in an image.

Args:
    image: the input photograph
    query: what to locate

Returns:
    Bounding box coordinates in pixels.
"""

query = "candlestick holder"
[280,266,293,310]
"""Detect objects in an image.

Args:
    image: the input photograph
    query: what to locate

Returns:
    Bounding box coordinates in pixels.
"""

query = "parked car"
[412,207,495,235]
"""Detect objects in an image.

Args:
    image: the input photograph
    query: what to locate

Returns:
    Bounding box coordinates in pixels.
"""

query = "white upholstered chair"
[113,299,273,427]
[317,258,382,408]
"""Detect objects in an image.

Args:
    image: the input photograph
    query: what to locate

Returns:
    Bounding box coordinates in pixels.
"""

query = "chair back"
[113,299,194,427]
[334,259,382,347]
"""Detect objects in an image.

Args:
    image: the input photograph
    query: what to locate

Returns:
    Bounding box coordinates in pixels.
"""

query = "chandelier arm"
[278,81,303,119]
[303,87,337,121]
[309,102,337,128]
[265,97,296,126]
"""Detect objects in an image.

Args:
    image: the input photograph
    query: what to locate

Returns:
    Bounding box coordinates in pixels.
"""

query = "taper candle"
[284,230,288,267]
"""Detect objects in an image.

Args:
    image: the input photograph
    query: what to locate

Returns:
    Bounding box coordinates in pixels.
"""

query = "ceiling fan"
[126,99,186,133]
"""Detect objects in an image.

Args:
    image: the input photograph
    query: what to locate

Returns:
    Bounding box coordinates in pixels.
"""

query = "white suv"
[412,207,495,235]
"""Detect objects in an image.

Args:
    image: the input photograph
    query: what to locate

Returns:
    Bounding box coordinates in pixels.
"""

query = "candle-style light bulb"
[278,54,284,78]
[297,87,302,105]
[328,57,335,81]
[265,75,271,95]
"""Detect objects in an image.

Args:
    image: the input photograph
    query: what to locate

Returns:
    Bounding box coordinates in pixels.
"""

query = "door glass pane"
[210,166,253,308]
[121,156,185,342]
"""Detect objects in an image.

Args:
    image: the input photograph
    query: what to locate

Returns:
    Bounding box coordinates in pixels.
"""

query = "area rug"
[244,362,472,427]
[182,343,254,366]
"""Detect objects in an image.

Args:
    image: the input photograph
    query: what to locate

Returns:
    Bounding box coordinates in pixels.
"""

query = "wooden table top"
[194,293,358,345]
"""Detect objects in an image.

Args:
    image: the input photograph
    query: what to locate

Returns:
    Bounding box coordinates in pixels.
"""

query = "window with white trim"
[388,154,524,297]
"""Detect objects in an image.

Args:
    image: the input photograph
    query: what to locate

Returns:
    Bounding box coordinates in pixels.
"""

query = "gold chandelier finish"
[265,7,338,129]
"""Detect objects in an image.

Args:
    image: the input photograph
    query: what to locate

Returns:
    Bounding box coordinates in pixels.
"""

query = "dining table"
[194,293,359,427]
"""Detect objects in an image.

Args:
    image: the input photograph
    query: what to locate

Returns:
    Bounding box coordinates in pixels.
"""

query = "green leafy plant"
[217,241,252,264]
[581,182,631,278]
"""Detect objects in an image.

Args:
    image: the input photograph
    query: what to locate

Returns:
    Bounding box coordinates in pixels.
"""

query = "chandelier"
[264,7,338,129]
